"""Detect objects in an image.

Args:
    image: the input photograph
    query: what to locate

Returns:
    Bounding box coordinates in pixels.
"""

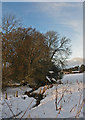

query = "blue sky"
[2,2,83,59]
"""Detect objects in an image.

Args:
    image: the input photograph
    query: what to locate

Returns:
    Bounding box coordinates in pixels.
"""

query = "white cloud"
[62,20,83,33]
[37,2,82,15]
[38,2,83,34]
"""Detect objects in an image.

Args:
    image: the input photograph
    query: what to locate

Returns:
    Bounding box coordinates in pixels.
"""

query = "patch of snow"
[3,86,32,99]
[2,96,36,118]
[46,76,51,82]
[61,73,83,84]
[52,78,56,82]
[49,71,54,74]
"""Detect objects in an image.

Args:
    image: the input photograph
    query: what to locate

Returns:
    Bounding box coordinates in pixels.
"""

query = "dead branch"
[9,111,23,119]
[4,99,15,118]
[70,104,77,112]
[56,106,62,118]
[57,89,67,105]
[20,99,34,119]
[75,101,84,118]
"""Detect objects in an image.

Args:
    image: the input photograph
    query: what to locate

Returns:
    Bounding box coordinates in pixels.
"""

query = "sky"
[2,2,83,60]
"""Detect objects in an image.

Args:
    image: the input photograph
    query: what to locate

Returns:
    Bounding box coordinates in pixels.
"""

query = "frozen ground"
[0,73,84,118]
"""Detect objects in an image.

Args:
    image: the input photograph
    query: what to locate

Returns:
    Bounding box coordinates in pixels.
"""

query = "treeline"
[2,14,71,88]
[63,64,85,73]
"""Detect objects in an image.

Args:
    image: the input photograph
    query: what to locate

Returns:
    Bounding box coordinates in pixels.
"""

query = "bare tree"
[2,14,21,34]
[2,14,21,64]
[2,14,21,87]
[45,31,72,67]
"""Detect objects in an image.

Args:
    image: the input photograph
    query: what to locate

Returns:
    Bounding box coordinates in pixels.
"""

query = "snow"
[52,78,57,82]
[49,71,54,74]
[2,86,32,98]
[30,82,83,118]
[61,73,83,84]
[46,76,51,82]
[1,73,84,118]
[2,96,36,118]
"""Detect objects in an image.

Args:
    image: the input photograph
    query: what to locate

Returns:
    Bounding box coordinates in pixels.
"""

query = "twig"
[70,104,77,112]
[78,94,82,107]
[20,99,34,119]
[56,106,62,118]
[57,89,67,105]
[55,88,58,110]
[75,101,84,118]
[4,99,16,118]
[9,111,23,119]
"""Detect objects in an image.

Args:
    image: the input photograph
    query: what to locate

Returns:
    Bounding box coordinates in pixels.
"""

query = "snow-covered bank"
[61,73,83,84]
[1,73,84,118]
[2,96,36,118]
[29,73,83,118]
[2,86,32,98]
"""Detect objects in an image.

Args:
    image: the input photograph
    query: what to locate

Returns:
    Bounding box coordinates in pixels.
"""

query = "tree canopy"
[2,15,71,88]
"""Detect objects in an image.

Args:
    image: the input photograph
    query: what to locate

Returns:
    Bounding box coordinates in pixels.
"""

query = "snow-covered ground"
[0,73,84,118]
[2,86,32,98]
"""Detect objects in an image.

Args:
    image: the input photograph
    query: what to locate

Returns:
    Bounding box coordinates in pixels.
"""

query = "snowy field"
[0,73,84,118]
